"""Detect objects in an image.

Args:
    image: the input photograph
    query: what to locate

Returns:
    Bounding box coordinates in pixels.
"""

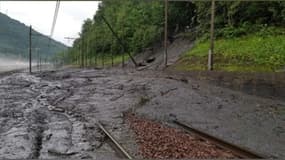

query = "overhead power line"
[50,0,60,38]
[48,0,60,50]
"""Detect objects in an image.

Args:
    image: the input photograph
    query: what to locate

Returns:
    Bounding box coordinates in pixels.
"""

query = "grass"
[175,28,285,72]
[103,54,128,67]
[74,53,130,68]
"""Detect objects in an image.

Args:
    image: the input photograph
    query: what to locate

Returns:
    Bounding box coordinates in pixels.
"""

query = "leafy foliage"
[194,1,285,36]
[65,1,285,72]
[67,0,195,64]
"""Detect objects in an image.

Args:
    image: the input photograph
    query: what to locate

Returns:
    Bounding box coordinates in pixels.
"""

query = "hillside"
[63,1,285,72]
[174,27,285,72]
[0,13,67,60]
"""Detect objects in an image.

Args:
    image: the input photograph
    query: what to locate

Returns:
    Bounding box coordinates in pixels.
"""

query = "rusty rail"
[97,121,133,159]
[173,120,265,159]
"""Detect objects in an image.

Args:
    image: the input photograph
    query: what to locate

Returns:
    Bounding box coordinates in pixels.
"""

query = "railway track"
[173,119,265,159]
[96,116,266,159]
[97,121,133,159]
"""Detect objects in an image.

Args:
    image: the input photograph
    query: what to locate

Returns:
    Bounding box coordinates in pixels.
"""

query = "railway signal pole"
[208,0,215,71]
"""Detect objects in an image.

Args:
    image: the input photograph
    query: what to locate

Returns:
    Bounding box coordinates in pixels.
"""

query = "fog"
[0,57,31,72]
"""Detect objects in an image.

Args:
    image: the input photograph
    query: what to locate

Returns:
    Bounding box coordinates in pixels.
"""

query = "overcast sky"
[0,1,100,46]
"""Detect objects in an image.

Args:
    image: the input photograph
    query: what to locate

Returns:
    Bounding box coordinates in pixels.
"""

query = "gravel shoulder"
[0,68,284,159]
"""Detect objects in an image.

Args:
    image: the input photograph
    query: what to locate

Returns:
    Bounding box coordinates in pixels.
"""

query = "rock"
[169,113,177,120]
[146,57,156,63]
[48,149,77,156]
[47,105,65,112]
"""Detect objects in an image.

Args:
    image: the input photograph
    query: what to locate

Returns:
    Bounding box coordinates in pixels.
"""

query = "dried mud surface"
[0,68,284,159]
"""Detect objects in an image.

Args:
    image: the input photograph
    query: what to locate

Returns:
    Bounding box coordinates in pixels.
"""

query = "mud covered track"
[0,68,284,159]
[173,120,264,158]
[97,121,133,159]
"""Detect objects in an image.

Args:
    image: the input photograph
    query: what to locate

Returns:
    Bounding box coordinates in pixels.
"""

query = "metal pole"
[39,56,41,72]
[101,16,138,67]
[102,52,104,68]
[164,0,168,67]
[83,39,86,68]
[122,49,125,68]
[94,50,98,67]
[77,50,79,66]
[208,0,215,71]
[29,26,32,74]
[85,39,88,67]
[81,39,84,68]
[111,50,114,67]
[37,48,39,71]
[111,38,114,67]
[85,40,87,68]
[88,39,90,67]
[95,52,97,67]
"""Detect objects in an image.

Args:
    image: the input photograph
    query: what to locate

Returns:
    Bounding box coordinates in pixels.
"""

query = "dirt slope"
[126,37,194,69]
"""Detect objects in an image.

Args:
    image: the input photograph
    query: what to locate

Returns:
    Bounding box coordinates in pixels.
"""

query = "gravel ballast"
[126,113,236,159]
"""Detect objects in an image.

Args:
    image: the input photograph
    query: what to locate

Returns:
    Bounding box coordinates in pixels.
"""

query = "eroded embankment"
[166,70,285,102]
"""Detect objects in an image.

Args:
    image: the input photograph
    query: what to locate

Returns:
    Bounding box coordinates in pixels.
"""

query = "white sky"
[0,1,100,46]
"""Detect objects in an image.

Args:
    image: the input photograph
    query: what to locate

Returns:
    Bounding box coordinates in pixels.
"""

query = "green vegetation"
[65,0,195,66]
[176,27,285,72]
[63,1,285,72]
[0,13,67,60]
[103,54,129,67]
[175,2,285,72]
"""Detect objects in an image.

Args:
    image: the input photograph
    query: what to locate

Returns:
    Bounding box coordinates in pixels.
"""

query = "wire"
[48,0,60,54]
[50,0,60,38]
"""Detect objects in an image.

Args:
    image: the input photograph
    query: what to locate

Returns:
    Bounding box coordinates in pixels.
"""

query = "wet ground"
[0,68,284,159]
[165,70,285,102]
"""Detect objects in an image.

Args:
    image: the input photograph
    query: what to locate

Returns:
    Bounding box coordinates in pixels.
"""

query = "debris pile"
[126,113,235,159]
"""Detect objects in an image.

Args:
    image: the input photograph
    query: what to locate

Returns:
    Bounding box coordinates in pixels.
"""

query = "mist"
[0,56,30,72]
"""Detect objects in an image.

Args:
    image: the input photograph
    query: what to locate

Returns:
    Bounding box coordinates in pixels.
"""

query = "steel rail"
[173,119,265,159]
[97,121,133,159]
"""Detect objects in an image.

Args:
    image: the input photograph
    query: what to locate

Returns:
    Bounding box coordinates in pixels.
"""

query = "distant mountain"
[0,13,67,61]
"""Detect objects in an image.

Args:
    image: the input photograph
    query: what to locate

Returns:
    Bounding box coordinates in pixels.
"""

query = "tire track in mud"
[0,73,42,159]
[0,73,83,159]
[31,79,78,159]
[27,108,47,159]
[40,70,146,159]
[33,72,102,159]
[0,70,181,159]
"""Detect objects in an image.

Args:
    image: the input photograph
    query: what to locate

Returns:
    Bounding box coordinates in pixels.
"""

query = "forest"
[0,13,66,60]
[62,0,285,71]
